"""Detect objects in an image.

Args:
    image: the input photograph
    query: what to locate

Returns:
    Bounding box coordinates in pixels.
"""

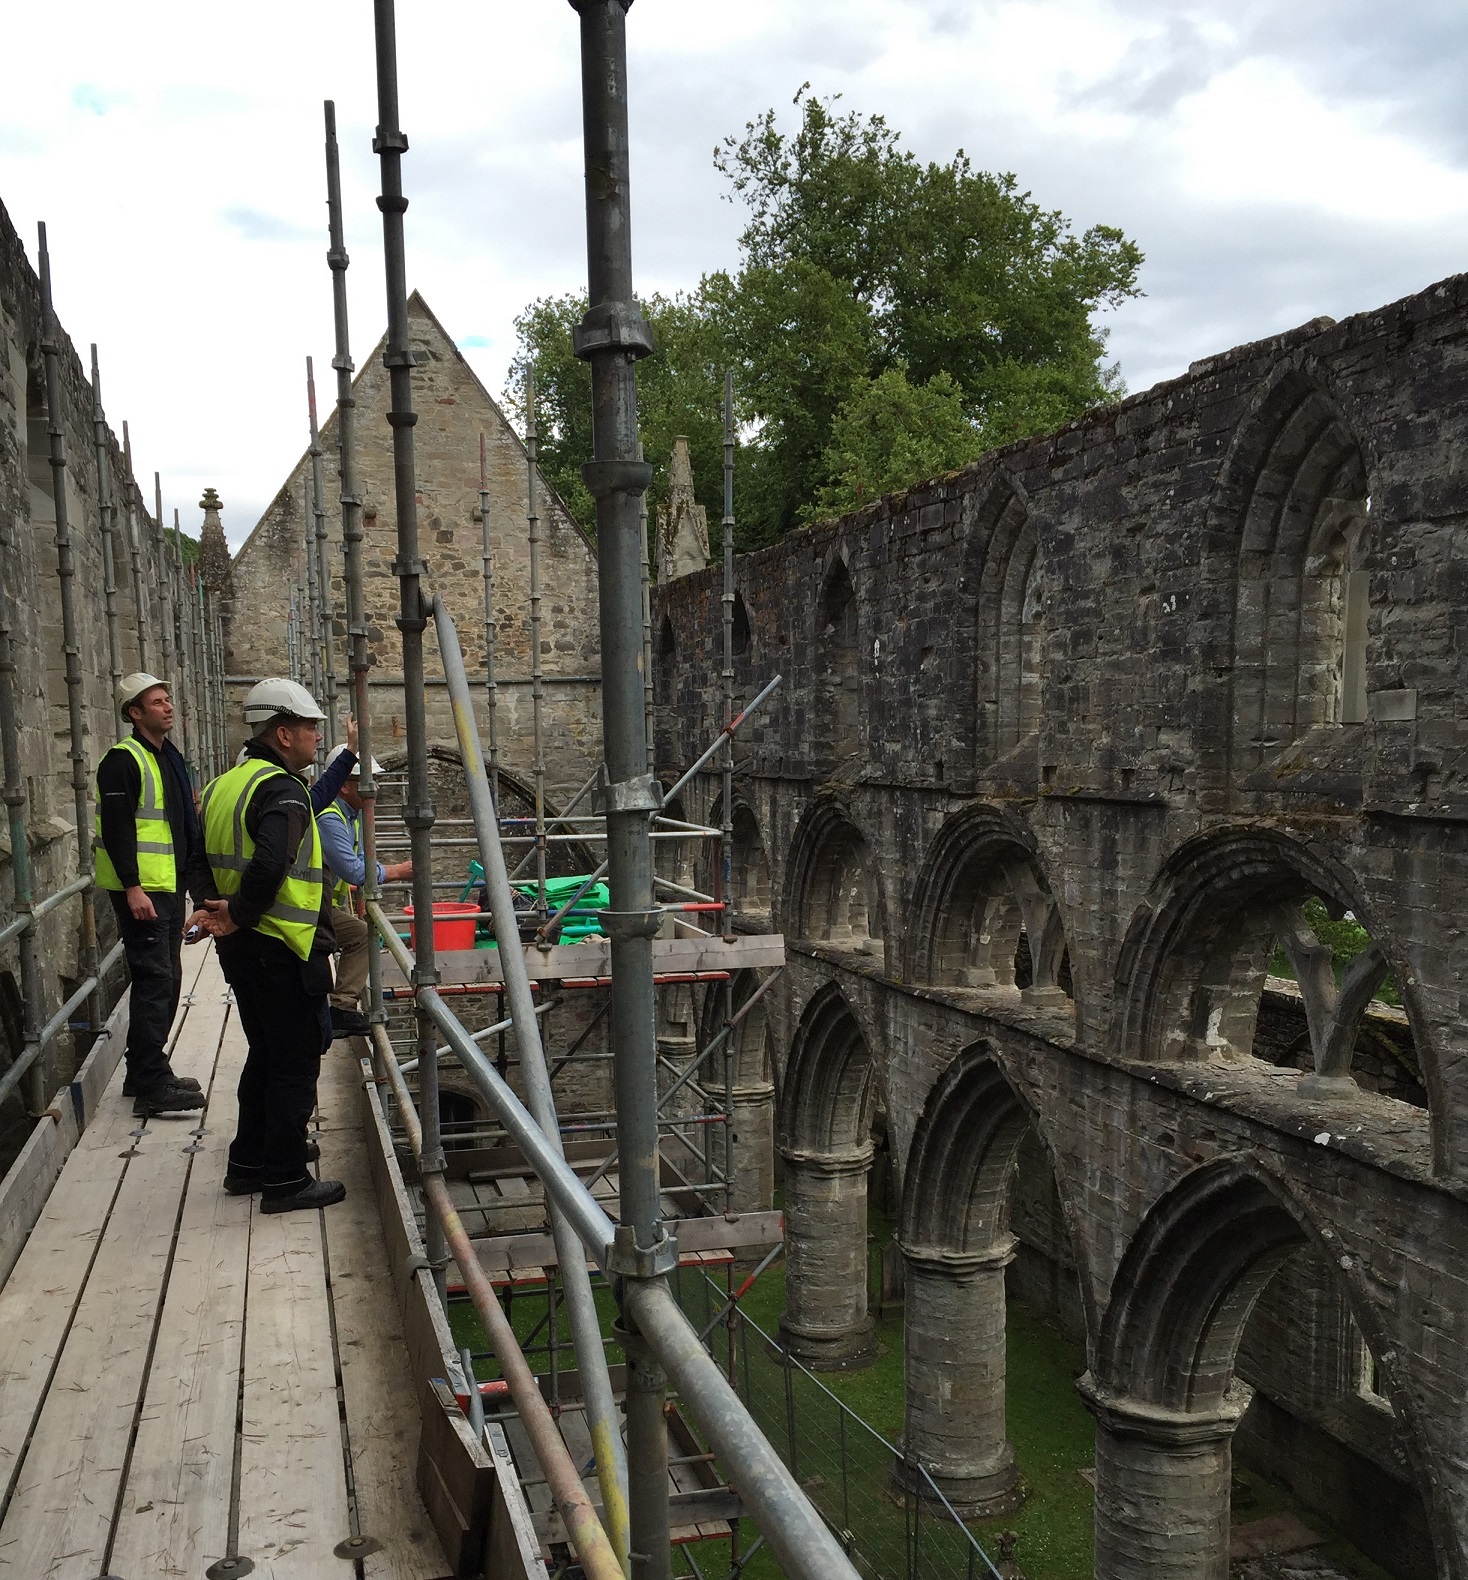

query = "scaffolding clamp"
[572,299,655,361]
[593,768,662,815]
[609,1222,678,1280]
[596,909,662,942]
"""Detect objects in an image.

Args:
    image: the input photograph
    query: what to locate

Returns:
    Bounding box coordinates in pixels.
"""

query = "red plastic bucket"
[404,901,479,952]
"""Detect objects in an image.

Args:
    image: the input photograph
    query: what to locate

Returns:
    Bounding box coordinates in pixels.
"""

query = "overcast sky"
[4,1,1467,547]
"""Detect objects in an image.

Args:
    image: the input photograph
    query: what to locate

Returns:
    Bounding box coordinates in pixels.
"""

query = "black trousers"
[218,933,331,1193]
[109,888,184,1095]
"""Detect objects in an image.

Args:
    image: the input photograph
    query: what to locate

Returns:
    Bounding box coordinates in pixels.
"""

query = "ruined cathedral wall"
[656,269,1468,1579]
[0,196,181,1105]
[222,296,602,805]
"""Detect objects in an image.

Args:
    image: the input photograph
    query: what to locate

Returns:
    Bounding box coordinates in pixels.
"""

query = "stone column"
[898,1238,1023,1516]
[1078,1376,1248,1580]
[779,1144,877,1369]
[729,1082,776,1215]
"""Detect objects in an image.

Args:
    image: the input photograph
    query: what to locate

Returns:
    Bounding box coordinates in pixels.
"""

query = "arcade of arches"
[654,279,1468,1580]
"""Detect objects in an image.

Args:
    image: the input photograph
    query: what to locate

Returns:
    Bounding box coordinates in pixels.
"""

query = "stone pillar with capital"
[729,1081,776,1215]
[778,1144,877,1369]
[897,1236,1024,1516]
[1078,1375,1249,1580]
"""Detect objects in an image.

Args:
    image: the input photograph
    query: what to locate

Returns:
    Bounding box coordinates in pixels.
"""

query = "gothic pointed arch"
[779,982,882,1156]
[1113,827,1433,1130]
[907,802,1074,1012]
[1219,366,1373,775]
[902,1047,1090,1305]
[782,799,885,953]
[966,473,1044,763]
[813,554,860,768]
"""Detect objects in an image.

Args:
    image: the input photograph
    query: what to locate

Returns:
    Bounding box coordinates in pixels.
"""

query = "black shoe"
[329,1006,372,1038]
[260,1178,346,1214]
[123,1071,203,1097]
[132,1082,207,1118]
[224,1140,320,1193]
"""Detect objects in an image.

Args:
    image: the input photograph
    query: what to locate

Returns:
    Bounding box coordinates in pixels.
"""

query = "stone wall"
[0,196,189,1142]
[654,271,1468,1579]
[222,293,603,805]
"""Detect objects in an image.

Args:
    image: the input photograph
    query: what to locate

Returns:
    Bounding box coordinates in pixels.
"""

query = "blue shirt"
[318,796,386,889]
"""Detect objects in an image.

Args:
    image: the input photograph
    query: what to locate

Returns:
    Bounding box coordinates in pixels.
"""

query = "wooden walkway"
[0,942,449,1580]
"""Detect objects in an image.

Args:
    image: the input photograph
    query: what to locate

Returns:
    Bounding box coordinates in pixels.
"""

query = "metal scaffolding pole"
[121,422,150,670]
[37,225,103,1056]
[640,442,653,773]
[324,97,383,1026]
[302,476,323,709]
[478,433,499,804]
[525,369,548,916]
[211,597,228,772]
[172,509,193,774]
[719,369,736,1209]
[307,356,338,749]
[372,0,446,1302]
[87,346,124,697]
[195,571,216,776]
[434,596,631,1570]
[153,473,175,696]
[568,5,670,1574]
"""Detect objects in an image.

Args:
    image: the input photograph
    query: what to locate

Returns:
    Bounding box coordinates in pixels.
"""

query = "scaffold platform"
[0,943,449,1580]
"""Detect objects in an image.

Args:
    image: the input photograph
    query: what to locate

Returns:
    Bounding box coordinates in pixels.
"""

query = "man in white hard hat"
[317,744,412,1039]
[191,679,346,1213]
[95,673,210,1116]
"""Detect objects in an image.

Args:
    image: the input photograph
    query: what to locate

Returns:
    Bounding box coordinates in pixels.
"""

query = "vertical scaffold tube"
[37,226,103,1056]
[371,0,446,1299]
[479,434,499,804]
[302,476,323,710]
[307,357,338,749]
[172,510,193,776]
[324,99,382,1026]
[153,473,175,696]
[525,370,548,916]
[121,423,150,670]
[88,347,124,697]
[720,369,736,1207]
[433,596,631,1572]
[640,443,653,774]
[568,5,671,1575]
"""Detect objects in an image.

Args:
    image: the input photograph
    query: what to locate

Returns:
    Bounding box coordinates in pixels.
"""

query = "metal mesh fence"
[671,1265,1001,1580]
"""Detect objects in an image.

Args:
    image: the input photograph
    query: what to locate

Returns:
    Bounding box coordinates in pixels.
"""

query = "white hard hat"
[242,677,327,726]
[118,672,168,717]
[325,743,382,776]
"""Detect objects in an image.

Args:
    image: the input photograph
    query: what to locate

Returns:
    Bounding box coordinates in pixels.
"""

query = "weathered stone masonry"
[0,197,179,1141]
[655,273,1468,1580]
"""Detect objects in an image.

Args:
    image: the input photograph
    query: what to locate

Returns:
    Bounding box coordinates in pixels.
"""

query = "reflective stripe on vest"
[317,801,357,911]
[95,737,177,893]
[201,759,324,961]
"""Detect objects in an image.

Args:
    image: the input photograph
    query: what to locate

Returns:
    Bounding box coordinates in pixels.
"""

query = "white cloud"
[1,1,1464,547]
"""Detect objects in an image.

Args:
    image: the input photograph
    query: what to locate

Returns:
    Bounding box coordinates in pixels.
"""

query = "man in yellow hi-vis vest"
[190,679,346,1214]
[96,674,210,1117]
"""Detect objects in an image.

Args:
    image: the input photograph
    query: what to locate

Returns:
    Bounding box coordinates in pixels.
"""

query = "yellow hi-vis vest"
[316,800,358,911]
[95,736,177,893]
[200,759,325,961]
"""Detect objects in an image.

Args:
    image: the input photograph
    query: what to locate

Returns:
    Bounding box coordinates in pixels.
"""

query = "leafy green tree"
[807,367,985,519]
[506,292,728,545]
[509,86,1143,550]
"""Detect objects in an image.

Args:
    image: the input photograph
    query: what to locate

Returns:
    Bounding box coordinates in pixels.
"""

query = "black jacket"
[96,730,210,900]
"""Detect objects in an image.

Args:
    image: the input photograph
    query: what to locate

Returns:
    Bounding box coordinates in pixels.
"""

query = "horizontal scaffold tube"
[369,1026,623,1580]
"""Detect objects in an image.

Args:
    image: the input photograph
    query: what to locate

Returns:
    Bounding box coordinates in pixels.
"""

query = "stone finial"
[198,488,231,589]
[656,436,711,584]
